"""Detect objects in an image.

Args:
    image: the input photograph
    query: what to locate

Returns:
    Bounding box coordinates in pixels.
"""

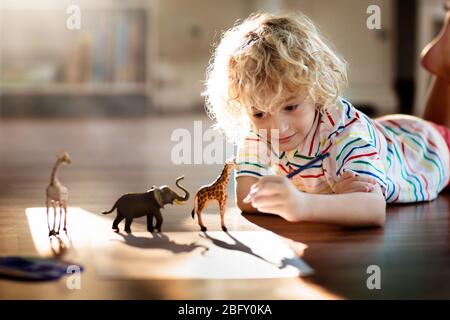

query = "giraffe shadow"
[199,231,282,267]
[49,232,74,258]
[201,232,306,272]
[49,235,66,258]
[113,232,209,255]
[277,256,309,271]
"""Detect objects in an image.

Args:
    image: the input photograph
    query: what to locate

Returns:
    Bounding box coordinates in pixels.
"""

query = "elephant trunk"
[174,176,189,203]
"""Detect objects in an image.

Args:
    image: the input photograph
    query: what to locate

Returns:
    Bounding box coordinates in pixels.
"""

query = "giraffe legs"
[47,199,68,236]
[47,201,58,236]
[192,163,234,232]
[219,200,227,232]
[52,201,57,231]
[196,201,208,232]
[56,204,63,234]
[194,198,228,232]
[62,200,68,232]
[46,197,51,234]
[193,194,230,232]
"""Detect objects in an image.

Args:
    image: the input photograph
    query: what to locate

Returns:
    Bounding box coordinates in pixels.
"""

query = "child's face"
[247,91,317,152]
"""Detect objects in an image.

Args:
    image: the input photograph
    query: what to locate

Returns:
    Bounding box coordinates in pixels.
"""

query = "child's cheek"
[250,118,269,132]
[292,109,316,135]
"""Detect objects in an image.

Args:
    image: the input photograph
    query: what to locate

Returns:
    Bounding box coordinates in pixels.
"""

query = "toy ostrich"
[46,152,71,236]
[191,157,238,232]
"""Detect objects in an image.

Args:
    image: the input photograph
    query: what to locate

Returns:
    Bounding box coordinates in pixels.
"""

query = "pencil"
[286,152,330,179]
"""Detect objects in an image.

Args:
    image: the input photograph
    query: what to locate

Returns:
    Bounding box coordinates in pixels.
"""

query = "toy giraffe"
[46,152,71,236]
[191,157,238,232]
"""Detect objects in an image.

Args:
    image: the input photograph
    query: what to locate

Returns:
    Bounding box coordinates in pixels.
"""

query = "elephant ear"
[153,188,165,208]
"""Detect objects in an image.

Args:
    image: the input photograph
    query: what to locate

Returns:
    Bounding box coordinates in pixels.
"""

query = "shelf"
[0,0,156,11]
[0,83,149,95]
[0,0,157,100]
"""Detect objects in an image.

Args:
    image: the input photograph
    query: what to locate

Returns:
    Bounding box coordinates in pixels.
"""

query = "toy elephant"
[102,176,189,233]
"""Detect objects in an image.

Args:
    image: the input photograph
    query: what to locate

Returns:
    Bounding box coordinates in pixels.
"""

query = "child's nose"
[270,116,290,135]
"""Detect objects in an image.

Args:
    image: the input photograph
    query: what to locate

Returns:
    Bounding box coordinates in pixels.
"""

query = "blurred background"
[0,0,447,118]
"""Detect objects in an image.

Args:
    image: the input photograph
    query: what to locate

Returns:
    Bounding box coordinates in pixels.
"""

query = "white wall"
[154,0,398,115]
[153,0,250,112]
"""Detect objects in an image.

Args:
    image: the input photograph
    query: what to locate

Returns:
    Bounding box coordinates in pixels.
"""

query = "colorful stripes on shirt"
[235,97,449,203]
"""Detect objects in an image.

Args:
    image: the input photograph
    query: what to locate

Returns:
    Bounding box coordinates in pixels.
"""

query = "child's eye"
[284,105,298,112]
[252,112,265,119]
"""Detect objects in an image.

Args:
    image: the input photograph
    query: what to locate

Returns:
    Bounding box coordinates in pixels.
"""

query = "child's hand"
[243,176,305,222]
[334,171,377,194]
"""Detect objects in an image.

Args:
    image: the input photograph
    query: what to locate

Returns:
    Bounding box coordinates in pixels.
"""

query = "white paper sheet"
[26,207,313,279]
[93,231,313,279]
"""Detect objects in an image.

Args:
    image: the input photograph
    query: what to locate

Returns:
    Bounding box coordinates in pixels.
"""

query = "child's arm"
[236,175,386,227]
[294,184,386,227]
[236,176,260,213]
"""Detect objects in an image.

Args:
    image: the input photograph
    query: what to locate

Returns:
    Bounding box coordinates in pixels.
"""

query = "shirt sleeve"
[321,106,389,197]
[235,131,272,178]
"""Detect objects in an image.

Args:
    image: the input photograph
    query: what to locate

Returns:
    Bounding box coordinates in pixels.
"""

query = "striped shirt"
[236,98,450,203]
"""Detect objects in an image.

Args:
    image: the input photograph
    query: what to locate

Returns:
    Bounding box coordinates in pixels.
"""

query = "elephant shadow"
[114,232,209,255]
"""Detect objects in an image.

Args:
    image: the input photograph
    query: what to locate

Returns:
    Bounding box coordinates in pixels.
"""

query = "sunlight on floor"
[25,207,109,257]
[24,207,339,298]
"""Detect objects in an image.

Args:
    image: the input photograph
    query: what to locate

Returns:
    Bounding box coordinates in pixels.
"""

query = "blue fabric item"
[0,256,83,281]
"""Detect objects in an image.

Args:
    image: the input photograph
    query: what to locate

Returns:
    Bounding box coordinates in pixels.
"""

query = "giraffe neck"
[212,164,231,187]
[50,160,61,186]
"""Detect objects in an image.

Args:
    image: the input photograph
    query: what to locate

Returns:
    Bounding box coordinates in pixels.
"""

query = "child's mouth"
[279,133,297,144]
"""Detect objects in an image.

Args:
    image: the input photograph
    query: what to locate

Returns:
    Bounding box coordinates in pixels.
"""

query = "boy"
[203,8,450,226]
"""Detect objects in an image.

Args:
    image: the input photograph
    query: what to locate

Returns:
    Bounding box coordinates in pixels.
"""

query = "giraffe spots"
[193,162,234,231]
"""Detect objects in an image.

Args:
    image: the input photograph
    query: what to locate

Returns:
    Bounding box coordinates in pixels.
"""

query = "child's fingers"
[336,177,356,189]
[251,194,284,208]
[250,177,285,194]
[251,176,284,190]
[345,181,375,191]
[254,204,284,215]
[340,178,375,190]
[244,181,282,203]
[342,186,373,193]
[335,178,364,191]
[350,176,377,184]
[339,174,377,185]
[246,184,282,203]
[341,170,356,179]
[337,181,374,193]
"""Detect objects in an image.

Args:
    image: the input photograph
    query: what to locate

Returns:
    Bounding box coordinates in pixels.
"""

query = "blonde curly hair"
[203,11,348,144]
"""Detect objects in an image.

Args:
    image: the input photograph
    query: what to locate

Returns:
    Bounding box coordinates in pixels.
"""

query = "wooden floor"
[1,117,449,299]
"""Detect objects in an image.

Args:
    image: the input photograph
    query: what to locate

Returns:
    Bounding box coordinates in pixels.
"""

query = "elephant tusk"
[174,199,185,205]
